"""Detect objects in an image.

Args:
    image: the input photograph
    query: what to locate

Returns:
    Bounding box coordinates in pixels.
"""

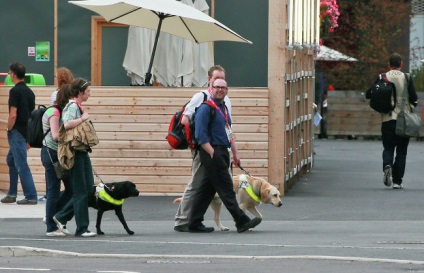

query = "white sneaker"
[42,216,46,224]
[393,184,404,189]
[78,231,97,237]
[61,227,71,235]
[46,230,66,237]
[53,216,71,235]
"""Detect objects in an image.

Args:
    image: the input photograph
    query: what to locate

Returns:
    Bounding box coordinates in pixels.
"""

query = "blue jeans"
[6,129,37,200]
[41,146,73,232]
[55,151,94,236]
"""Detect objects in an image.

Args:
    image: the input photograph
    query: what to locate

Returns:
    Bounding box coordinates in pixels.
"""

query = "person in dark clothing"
[319,89,328,139]
[53,78,96,237]
[366,53,418,189]
[1,62,38,205]
[188,78,262,233]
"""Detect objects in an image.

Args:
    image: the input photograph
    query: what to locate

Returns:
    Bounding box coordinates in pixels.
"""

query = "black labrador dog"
[88,181,139,235]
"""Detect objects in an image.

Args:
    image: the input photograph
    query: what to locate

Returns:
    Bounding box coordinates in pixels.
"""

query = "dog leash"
[92,168,116,197]
[92,168,104,184]
[93,168,112,191]
[238,165,262,202]
[239,166,252,177]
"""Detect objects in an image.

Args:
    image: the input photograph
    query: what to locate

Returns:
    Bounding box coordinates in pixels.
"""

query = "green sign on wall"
[35,41,50,61]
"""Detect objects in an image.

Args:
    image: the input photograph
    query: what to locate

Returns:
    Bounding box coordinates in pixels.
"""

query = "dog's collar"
[97,189,124,205]
[245,185,261,203]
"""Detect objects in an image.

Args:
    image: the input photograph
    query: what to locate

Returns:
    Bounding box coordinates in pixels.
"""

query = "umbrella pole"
[144,14,166,86]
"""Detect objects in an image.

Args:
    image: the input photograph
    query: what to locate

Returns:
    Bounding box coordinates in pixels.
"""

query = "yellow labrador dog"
[174,174,283,231]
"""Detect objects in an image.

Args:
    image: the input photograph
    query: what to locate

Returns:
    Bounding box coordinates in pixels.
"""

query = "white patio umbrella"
[123,26,155,85]
[69,0,252,85]
[315,46,357,62]
[123,0,212,87]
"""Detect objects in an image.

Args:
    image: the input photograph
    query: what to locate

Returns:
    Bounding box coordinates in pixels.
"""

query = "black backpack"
[27,105,60,148]
[367,73,397,114]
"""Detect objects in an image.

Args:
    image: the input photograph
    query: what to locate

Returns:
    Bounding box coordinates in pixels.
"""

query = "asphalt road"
[1,139,424,273]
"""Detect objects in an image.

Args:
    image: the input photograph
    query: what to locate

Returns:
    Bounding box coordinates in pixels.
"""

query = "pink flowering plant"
[320,0,340,35]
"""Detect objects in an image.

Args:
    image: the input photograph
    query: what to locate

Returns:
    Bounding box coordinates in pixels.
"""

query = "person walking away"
[188,79,261,233]
[319,89,328,139]
[53,78,97,237]
[42,85,73,236]
[1,62,38,205]
[174,65,235,232]
[366,53,418,189]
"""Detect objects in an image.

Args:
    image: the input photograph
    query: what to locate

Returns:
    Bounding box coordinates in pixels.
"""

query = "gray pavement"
[1,139,424,272]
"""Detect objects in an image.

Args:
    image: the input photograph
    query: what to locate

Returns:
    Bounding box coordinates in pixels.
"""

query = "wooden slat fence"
[0,86,269,194]
[321,91,424,137]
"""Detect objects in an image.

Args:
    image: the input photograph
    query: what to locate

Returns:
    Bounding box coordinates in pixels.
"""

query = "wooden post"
[268,0,287,193]
[54,0,58,77]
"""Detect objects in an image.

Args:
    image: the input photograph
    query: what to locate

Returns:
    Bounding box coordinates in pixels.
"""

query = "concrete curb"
[1,246,424,265]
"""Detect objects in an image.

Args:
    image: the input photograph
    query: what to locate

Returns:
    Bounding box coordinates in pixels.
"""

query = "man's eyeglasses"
[212,86,228,91]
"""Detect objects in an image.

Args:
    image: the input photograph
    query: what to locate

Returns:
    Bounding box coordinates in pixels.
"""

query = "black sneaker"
[1,195,16,203]
[237,217,262,233]
[383,165,392,187]
[188,225,214,233]
[16,198,37,205]
[174,224,189,232]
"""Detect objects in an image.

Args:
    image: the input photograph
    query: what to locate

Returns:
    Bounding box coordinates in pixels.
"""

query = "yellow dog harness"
[96,183,124,205]
[238,174,261,203]
[245,185,261,203]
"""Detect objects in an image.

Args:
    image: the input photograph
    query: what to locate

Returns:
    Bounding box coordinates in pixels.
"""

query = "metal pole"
[144,13,166,86]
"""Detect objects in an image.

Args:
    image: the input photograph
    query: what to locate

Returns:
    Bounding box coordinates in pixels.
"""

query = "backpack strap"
[192,101,216,159]
[399,73,410,112]
[43,105,62,138]
[203,101,216,122]
[380,73,390,84]
[201,91,208,102]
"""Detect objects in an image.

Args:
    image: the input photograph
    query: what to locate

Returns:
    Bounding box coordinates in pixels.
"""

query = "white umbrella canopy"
[316,46,357,62]
[69,0,251,85]
[123,0,213,87]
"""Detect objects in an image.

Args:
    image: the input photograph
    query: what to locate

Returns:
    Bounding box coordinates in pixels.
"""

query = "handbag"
[53,161,70,180]
[395,73,422,137]
[46,145,70,180]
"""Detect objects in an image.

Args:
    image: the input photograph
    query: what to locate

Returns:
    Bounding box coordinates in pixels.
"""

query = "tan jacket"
[58,121,99,170]
[382,70,413,122]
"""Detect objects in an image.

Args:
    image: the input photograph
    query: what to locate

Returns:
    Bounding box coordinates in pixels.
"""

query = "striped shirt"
[42,106,61,150]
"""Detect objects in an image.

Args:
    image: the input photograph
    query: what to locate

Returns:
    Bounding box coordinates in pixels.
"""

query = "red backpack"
[166,103,191,150]
[166,92,216,150]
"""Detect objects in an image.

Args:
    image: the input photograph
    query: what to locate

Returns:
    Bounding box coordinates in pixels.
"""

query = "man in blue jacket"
[187,78,261,233]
